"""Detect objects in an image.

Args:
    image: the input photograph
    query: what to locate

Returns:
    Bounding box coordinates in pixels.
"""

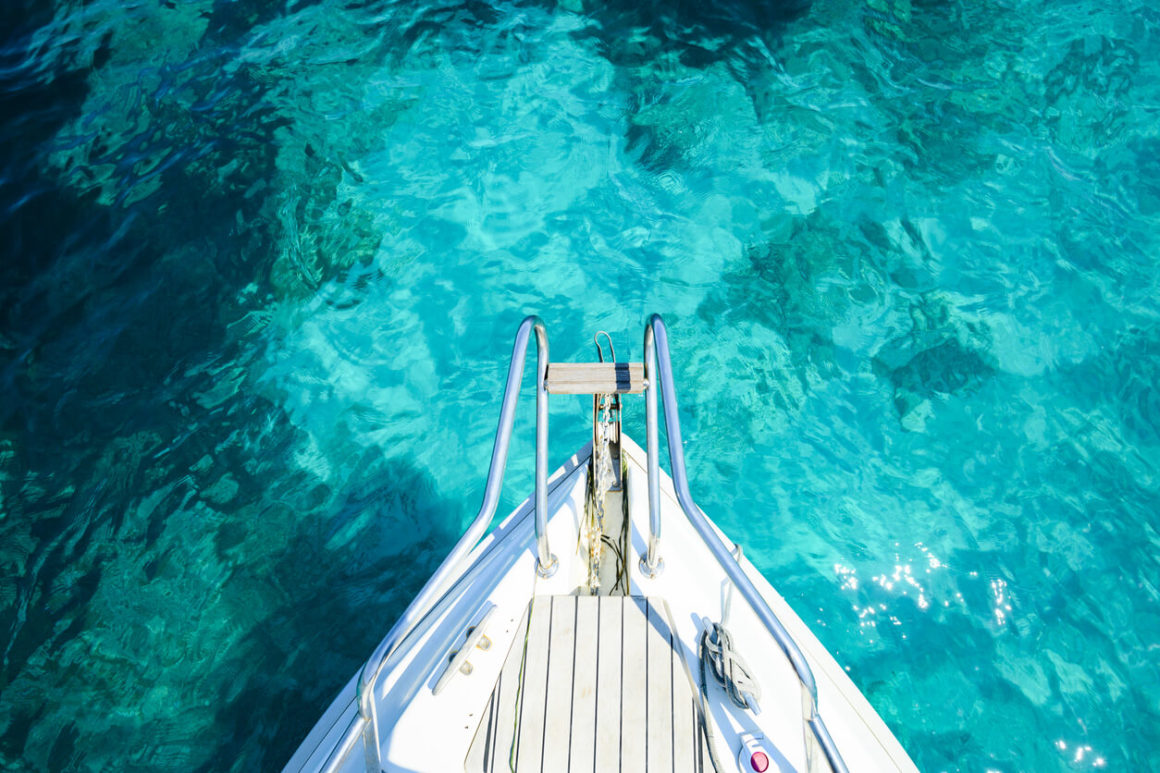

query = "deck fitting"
[536,553,559,578]
[638,554,665,578]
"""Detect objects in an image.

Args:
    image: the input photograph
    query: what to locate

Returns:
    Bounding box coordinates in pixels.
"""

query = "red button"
[750,751,770,772]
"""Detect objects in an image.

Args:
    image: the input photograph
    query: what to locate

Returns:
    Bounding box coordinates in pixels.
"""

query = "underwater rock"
[874,294,995,430]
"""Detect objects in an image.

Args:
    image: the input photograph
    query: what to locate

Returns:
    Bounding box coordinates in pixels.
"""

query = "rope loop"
[700,621,761,711]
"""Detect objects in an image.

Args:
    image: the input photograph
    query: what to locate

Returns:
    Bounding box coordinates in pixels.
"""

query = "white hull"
[285,434,916,773]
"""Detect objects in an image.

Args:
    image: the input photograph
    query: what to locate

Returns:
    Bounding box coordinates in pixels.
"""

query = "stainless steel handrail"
[640,321,662,576]
[642,314,850,773]
[350,315,555,773]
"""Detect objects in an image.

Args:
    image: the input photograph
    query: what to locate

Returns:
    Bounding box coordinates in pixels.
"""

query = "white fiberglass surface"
[338,435,914,772]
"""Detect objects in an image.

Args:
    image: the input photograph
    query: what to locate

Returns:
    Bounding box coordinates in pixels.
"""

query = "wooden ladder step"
[545,362,645,395]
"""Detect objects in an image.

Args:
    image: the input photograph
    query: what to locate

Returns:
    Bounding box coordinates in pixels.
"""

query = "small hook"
[594,331,616,363]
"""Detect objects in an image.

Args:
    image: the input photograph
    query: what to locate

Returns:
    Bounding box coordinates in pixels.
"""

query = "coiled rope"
[700,621,761,711]
[698,619,762,773]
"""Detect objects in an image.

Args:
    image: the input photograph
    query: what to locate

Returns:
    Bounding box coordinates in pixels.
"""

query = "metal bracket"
[432,604,496,694]
[536,553,559,578]
[638,554,665,578]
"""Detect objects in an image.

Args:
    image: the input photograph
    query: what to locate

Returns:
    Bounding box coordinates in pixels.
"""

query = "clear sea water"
[2,0,1158,770]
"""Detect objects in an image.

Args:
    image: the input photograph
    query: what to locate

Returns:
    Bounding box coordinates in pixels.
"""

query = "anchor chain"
[587,393,614,591]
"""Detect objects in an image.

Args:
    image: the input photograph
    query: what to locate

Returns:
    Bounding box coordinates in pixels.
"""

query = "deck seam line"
[483,682,496,773]
[513,602,531,771]
[645,599,650,772]
[540,597,555,773]
[670,622,676,773]
[618,598,625,773]
[593,595,601,773]
[566,596,579,773]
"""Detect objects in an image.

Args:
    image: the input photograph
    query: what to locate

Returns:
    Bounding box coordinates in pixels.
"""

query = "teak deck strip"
[466,595,708,772]
[545,363,646,395]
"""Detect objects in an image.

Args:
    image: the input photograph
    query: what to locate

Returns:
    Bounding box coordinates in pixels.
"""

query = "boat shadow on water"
[196,454,467,771]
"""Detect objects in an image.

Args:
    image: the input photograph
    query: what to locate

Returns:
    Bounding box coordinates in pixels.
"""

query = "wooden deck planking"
[545,362,646,395]
[620,598,648,771]
[568,597,600,773]
[646,599,675,773]
[512,596,554,771]
[541,598,577,771]
[670,626,699,765]
[466,596,703,772]
[593,596,623,772]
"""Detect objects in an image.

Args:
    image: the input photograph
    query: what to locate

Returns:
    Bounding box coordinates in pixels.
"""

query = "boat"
[284,315,918,773]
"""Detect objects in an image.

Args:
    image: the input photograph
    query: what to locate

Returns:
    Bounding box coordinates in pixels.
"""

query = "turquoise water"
[2,0,1158,769]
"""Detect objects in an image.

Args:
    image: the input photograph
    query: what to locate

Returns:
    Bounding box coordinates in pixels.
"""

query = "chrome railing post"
[351,315,552,772]
[533,321,557,577]
[641,313,849,773]
[640,323,663,577]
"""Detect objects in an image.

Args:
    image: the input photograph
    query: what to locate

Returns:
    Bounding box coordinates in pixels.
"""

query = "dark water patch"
[702,211,901,374]
[202,0,325,44]
[0,41,299,736]
[846,0,1041,194]
[45,720,79,771]
[564,0,810,169]
[1044,34,1139,153]
[886,338,992,408]
[871,292,995,427]
[0,8,105,350]
[2,366,461,768]
[197,455,462,770]
[568,0,810,68]
[267,141,386,297]
[2,50,291,449]
[0,700,41,764]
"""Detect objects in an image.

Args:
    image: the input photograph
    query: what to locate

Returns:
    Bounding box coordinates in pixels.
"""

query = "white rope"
[697,619,760,773]
[700,621,761,711]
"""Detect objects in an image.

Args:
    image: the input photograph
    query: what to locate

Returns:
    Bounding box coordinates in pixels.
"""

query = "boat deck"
[466,595,709,772]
